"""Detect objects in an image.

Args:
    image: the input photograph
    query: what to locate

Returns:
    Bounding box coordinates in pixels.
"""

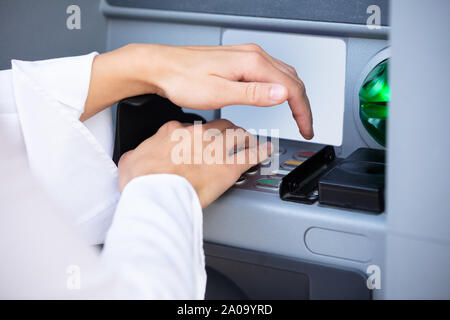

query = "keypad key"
[235,175,247,185]
[272,146,286,156]
[294,151,315,161]
[281,159,303,170]
[246,164,260,175]
[255,178,281,189]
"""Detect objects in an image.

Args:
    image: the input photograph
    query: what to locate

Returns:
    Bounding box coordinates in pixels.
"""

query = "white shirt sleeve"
[6,54,207,298]
[103,174,206,299]
[11,53,119,244]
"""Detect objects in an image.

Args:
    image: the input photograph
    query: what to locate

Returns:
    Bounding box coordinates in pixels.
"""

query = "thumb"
[225,81,288,107]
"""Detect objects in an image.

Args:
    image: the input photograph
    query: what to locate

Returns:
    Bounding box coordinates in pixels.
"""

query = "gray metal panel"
[386,0,450,299]
[0,0,107,70]
[205,242,371,299]
[106,0,390,26]
[203,186,387,299]
[100,0,389,39]
[386,235,450,299]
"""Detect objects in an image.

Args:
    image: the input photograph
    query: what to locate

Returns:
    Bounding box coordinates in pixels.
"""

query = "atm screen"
[221,29,347,146]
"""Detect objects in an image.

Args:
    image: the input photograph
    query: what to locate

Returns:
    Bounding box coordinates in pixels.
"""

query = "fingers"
[202,120,258,156]
[187,43,301,85]
[164,44,314,139]
[207,75,313,140]
[238,45,313,139]
[234,50,314,139]
[223,126,258,155]
[206,46,313,139]
[288,89,314,140]
[199,120,264,167]
[231,141,273,173]
[202,119,235,132]
[232,44,301,82]
[214,78,288,107]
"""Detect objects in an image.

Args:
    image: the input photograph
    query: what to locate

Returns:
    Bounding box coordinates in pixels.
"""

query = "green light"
[359,59,390,146]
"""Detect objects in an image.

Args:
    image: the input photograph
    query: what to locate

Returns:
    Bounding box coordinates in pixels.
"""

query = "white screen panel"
[221,29,346,145]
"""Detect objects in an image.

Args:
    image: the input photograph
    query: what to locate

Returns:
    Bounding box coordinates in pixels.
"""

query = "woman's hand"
[117,119,272,208]
[83,43,313,139]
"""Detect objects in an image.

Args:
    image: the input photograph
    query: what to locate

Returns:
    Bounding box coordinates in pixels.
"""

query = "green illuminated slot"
[359,59,390,146]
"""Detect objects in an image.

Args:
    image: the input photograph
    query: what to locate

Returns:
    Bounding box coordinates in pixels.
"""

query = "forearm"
[81,44,156,121]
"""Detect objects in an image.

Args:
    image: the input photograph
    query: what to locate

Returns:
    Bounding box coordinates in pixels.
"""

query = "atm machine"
[103,0,389,299]
[101,0,449,299]
[0,0,447,300]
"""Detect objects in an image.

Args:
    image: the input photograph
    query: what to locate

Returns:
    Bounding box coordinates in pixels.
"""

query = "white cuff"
[12,53,119,244]
[103,174,206,299]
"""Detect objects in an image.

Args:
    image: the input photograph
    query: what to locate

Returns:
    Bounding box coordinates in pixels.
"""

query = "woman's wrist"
[122,44,158,92]
[132,43,169,97]
[82,44,158,121]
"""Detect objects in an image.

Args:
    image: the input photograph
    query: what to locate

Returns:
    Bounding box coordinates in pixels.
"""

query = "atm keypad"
[232,140,323,194]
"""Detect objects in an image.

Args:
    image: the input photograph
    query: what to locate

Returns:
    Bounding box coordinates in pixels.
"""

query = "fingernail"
[302,130,314,140]
[270,84,287,101]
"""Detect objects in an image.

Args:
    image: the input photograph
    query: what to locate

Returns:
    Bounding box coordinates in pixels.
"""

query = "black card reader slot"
[279,146,341,204]
[280,146,386,213]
